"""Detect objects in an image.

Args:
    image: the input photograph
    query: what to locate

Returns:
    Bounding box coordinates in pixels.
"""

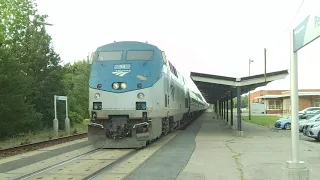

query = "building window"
[314,98,320,107]
[268,100,282,110]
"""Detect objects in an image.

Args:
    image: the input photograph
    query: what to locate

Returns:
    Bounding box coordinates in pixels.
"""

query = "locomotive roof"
[96,41,160,51]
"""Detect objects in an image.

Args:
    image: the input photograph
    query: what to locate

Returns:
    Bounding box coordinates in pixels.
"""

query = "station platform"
[175,112,320,180]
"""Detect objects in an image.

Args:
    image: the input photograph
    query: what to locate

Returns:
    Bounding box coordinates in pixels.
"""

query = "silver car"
[303,120,320,135]
[299,107,320,115]
[299,112,320,133]
[300,109,320,120]
[305,121,320,141]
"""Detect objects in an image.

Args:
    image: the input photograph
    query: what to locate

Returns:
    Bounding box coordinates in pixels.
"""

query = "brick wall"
[250,90,287,103]
[282,95,320,114]
[266,109,281,114]
[299,96,313,110]
[250,89,320,103]
[250,89,320,115]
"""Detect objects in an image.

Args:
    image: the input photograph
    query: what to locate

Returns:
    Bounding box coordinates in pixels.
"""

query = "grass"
[0,120,89,150]
[242,115,280,127]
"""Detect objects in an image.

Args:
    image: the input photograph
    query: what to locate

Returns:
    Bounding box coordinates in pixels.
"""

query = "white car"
[299,107,320,115]
[305,121,320,141]
[299,113,320,132]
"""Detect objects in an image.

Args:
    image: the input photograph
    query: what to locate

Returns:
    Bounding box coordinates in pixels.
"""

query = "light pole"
[248,59,254,120]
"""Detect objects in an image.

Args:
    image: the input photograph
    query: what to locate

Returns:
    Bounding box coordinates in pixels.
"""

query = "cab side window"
[162,51,167,64]
[168,61,178,78]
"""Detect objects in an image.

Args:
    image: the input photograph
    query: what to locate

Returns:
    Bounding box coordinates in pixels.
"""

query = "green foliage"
[62,60,90,123]
[0,0,90,139]
[83,119,91,126]
[233,95,248,108]
[0,0,41,138]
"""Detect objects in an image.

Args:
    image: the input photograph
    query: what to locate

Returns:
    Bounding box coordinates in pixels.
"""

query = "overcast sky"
[36,0,320,92]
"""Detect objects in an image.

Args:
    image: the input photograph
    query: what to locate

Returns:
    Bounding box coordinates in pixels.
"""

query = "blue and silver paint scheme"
[89,41,167,120]
[89,41,163,94]
[88,41,209,148]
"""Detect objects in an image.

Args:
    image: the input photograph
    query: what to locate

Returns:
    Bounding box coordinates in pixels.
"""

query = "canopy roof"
[190,70,289,103]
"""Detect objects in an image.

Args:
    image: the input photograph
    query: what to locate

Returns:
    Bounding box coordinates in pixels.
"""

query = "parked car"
[304,121,320,141]
[299,107,320,115]
[274,114,306,130]
[299,113,320,132]
[300,109,320,119]
[303,120,320,135]
[303,109,320,118]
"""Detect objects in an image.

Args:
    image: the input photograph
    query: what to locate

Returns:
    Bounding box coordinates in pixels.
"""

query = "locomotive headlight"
[137,92,145,100]
[112,82,119,89]
[94,93,100,99]
[120,82,127,89]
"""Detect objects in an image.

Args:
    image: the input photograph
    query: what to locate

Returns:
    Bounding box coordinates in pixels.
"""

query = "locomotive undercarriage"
[88,115,156,149]
[87,111,200,149]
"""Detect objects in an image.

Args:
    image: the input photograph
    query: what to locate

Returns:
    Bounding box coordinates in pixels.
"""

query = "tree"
[241,95,248,108]
[0,0,64,137]
[11,1,64,128]
[233,95,248,109]
[0,0,40,138]
[62,60,90,124]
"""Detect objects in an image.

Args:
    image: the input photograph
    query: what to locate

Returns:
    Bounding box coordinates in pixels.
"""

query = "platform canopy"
[190,70,289,104]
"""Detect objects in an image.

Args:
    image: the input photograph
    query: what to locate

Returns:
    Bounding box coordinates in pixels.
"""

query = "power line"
[273,0,306,46]
[258,0,306,90]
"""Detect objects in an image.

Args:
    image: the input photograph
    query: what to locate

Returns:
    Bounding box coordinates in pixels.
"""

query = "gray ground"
[124,117,205,180]
[3,112,320,180]
[125,112,320,180]
[0,140,91,173]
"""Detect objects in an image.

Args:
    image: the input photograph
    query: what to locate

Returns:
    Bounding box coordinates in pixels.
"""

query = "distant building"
[250,89,320,115]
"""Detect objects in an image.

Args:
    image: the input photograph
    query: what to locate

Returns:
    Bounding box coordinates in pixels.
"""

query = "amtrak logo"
[112,70,131,77]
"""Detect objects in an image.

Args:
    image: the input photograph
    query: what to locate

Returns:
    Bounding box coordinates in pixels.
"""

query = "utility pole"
[264,48,267,82]
[248,59,254,120]
[264,48,267,114]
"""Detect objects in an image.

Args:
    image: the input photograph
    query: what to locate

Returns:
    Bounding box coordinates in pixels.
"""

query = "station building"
[250,89,320,115]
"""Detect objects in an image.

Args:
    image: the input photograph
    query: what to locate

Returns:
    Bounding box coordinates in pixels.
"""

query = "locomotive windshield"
[97,51,122,61]
[126,50,153,60]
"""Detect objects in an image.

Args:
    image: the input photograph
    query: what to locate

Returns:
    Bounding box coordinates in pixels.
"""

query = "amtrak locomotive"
[88,41,209,148]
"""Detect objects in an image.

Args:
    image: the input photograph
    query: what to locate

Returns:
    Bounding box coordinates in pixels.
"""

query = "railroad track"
[4,113,204,179]
[84,149,138,180]
[0,133,88,158]
[12,148,138,180]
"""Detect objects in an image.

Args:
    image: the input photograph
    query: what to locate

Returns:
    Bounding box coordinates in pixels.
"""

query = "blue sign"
[294,14,320,52]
